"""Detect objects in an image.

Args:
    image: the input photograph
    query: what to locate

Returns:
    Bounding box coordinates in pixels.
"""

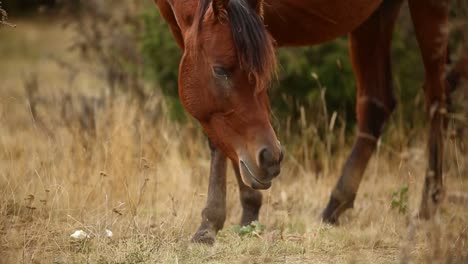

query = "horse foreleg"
[322,0,403,224]
[192,139,227,244]
[233,161,263,226]
[408,0,449,219]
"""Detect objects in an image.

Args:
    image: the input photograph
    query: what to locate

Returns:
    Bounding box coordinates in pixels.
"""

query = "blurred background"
[0,0,467,263]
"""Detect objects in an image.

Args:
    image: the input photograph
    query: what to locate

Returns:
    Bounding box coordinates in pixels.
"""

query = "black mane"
[196,0,276,89]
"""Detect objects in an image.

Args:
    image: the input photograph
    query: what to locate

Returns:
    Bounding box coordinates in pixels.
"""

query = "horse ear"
[212,0,229,19]
[248,0,264,18]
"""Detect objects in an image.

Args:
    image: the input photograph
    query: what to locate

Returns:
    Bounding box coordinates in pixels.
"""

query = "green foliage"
[391,185,409,214]
[232,221,266,237]
[140,8,185,121]
[272,39,357,124]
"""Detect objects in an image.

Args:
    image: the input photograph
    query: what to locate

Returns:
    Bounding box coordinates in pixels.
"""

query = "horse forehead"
[201,31,237,64]
[204,22,233,43]
[171,0,196,9]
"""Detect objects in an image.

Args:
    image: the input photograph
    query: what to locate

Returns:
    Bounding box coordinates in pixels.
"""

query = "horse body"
[157,0,383,47]
[263,0,382,46]
[154,0,451,244]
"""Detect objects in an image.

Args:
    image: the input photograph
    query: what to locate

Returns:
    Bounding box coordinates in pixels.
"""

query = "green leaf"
[232,221,265,237]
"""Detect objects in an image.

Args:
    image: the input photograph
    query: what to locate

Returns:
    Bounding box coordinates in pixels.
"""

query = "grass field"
[0,19,467,264]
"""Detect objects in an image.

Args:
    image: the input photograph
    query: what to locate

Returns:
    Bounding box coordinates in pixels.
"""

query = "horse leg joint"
[419,175,446,219]
[357,95,395,139]
[192,202,227,245]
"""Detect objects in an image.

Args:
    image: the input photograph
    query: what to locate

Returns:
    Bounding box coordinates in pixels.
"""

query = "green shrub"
[140,9,184,121]
[391,185,409,215]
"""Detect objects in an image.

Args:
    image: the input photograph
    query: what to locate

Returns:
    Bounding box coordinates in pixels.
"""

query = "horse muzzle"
[238,145,283,190]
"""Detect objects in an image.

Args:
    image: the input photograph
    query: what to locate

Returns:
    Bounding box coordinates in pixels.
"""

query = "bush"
[140,9,184,121]
[272,39,356,125]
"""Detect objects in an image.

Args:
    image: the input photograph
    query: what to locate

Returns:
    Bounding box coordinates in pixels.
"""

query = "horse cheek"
[206,116,239,161]
[179,86,204,119]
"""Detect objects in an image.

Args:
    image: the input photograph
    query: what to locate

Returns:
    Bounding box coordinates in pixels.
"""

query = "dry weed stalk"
[24,73,55,139]
[0,1,15,28]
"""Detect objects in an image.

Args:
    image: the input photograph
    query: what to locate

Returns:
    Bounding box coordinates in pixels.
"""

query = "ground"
[0,19,467,264]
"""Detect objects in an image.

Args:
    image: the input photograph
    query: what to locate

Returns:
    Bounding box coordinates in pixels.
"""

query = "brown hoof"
[417,202,435,220]
[321,207,340,225]
[191,229,216,245]
[321,196,355,225]
[418,187,445,220]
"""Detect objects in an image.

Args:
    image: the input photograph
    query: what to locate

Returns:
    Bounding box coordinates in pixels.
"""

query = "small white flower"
[70,230,90,239]
[105,229,113,238]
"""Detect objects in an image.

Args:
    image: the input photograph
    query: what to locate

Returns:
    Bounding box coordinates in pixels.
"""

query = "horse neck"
[262,0,382,47]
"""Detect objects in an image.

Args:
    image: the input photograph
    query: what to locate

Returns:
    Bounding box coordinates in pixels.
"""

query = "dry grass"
[0,19,467,264]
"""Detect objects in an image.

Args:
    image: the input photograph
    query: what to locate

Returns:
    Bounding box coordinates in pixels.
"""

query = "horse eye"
[213,66,229,79]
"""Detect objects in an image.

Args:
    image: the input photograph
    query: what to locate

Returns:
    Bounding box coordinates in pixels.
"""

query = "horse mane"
[195,0,276,92]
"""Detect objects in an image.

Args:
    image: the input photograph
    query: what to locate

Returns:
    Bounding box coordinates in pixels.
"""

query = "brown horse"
[154,0,452,244]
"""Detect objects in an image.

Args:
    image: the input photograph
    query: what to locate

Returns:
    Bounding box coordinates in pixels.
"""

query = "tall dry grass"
[0,12,467,264]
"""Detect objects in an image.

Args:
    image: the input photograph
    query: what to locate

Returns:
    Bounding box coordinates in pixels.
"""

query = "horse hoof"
[321,200,342,225]
[321,211,339,225]
[417,206,432,220]
[191,229,216,245]
[321,195,356,225]
[418,198,439,220]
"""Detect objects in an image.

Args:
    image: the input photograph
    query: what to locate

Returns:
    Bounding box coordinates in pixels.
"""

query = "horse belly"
[265,0,383,46]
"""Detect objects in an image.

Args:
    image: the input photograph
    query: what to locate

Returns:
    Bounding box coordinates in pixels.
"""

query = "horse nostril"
[259,148,272,168]
[258,147,282,168]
